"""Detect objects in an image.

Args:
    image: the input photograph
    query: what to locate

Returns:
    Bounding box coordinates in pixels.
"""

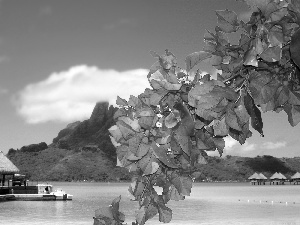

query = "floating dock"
[0,184,72,201]
[4,193,71,201]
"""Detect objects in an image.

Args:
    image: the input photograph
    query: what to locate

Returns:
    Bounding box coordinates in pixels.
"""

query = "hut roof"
[248,172,261,180]
[0,151,19,174]
[270,172,280,179]
[258,173,267,179]
[291,172,300,179]
[270,172,286,180]
[278,172,287,179]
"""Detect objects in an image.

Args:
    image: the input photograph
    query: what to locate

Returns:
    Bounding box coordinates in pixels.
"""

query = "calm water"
[0,182,300,225]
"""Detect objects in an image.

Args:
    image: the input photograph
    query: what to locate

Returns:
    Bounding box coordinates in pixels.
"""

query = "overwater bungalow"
[290,172,300,185]
[248,172,266,185]
[0,151,72,200]
[258,173,267,185]
[0,151,20,188]
[270,172,286,185]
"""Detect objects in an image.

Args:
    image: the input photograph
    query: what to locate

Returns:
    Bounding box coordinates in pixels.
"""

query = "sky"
[0,0,299,158]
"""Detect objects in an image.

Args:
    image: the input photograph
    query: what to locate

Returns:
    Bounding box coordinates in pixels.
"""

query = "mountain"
[51,102,117,159]
[7,102,130,181]
[6,102,300,182]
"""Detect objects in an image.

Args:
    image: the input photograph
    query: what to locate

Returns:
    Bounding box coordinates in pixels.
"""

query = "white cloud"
[241,142,256,152]
[224,136,239,150]
[262,141,287,150]
[14,65,150,123]
[206,136,257,157]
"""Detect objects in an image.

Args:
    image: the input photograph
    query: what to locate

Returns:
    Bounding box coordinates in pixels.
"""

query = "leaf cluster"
[105,1,300,224]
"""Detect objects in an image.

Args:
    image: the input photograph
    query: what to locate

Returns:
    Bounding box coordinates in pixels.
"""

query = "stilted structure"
[0,151,19,187]
[270,172,286,185]
[258,173,267,185]
[290,172,300,185]
[248,172,265,185]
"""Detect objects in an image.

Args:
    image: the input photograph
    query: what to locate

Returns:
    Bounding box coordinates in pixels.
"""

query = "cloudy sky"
[0,0,299,157]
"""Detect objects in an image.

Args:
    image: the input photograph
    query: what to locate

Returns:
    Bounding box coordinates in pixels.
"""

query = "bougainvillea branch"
[94,0,300,224]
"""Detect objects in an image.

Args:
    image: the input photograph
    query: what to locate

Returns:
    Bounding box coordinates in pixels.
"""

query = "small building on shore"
[270,172,286,185]
[0,151,19,187]
[290,172,300,185]
[248,172,267,185]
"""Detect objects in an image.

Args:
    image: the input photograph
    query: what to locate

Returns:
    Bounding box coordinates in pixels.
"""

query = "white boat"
[3,183,73,201]
[50,189,73,200]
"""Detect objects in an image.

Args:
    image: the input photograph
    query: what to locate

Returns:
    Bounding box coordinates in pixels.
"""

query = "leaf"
[160,49,177,70]
[109,135,121,147]
[139,116,154,130]
[94,196,125,225]
[260,46,281,62]
[108,125,123,142]
[195,119,205,129]
[111,196,126,223]
[284,104,300,127]
[174,130,192,156]
[158,205,172,223]
[148,69,182,90]
[291,28,300,68]
[116,96,128,106]
[129,179,145,199]
[234,99,250,125]
[116,120,136,140]
[275,85,289,107]
[136,204,158,225]
[268,27,284,47]
[168,185,185,201]
[152,144,178,168]
[128,95,140,108]
[185,51,212,72]
[165,112,180,128]
[213,137,226,156]
[128,135,142,155]
[196,154,208,165]
[244,93,264,136]
[137,143,150,158]
[172,102,195,156]
[116,145,135,168]
[170,173,193,196]
[288,90,300,105]
[138,150,159,175]
[216,9,239,33]
[225,107,242,131]
[243,47,258,67]
[213,117,229,136]
[188,80,225,107]
[113,108,127,120]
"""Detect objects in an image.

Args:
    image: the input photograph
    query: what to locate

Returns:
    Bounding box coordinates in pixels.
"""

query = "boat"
[50,188,73,200]
[1,182,73,201]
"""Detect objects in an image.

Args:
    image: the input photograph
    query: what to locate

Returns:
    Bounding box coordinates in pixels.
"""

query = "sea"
[0,182,300,225]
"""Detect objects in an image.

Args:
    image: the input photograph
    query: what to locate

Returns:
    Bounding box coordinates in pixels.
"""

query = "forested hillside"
[6,102,300,182]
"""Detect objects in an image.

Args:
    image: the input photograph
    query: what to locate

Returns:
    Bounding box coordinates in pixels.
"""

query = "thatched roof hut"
[248,172,261,180]
[258,173,267,180]
[270,172,286,182]
[278,172,286,180]
[0,151,19,175]
[0,151,19,186]
[291,172,300,180]
[270,172,280,180]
